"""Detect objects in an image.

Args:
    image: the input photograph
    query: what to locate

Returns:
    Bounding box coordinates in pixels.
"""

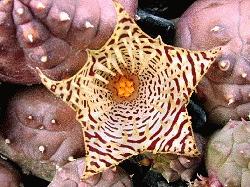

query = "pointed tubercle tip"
[210,25,222,32]
[28,115,33,120]
[27,34,34,43]
[60,12,70,21]
[37,2,45,10]
[68,156,76,162]
[227,98,235,105]
[16,7,24,15]
[85,21,94,28]
[40,55,48,63]
[51,119,56,124]
[241,72,247,78]
[218,60,230,71]
[5,139,10,144]
[38,145,45,153]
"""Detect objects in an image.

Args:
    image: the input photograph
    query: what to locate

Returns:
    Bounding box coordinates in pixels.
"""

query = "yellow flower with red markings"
[37,1,221,180]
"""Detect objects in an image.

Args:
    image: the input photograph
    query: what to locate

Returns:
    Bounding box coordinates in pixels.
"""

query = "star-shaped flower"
[37,1,221,180]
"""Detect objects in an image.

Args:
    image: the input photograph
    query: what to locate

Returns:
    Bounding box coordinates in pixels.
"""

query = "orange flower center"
[107,72,139,102]
[114,76,135,98]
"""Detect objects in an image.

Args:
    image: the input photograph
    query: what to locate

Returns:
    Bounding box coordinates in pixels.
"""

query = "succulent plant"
[147,134,206,183]
[206,120,250,187]
[0,0,137,84]
[49,158,132,187]
[0,159,21,187]
[175,0,250,125]
[0,86,85,181]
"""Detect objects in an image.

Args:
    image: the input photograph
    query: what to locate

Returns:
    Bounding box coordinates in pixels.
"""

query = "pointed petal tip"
[206,46,222,60]
[213,46,223,58]
[35,67,43,76]
[156,35,163,44]
[35,67,52,84]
